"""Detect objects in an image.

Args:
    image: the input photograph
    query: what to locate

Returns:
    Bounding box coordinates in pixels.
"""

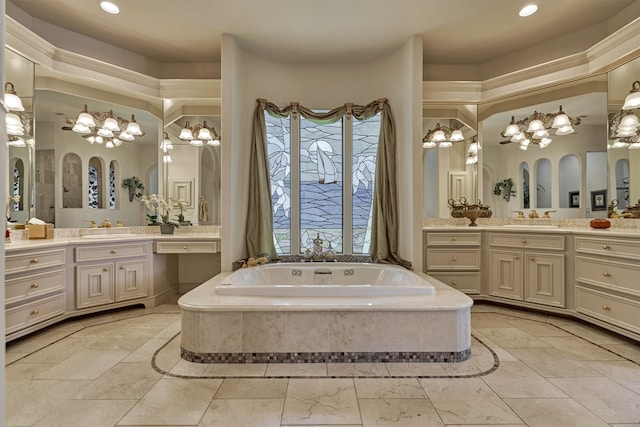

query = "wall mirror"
[33,85,161,227]
[479,75,609,219]
[422,104,478,218]
[5,48,35,225]
[163,99,221,225]
[608,55,640,211]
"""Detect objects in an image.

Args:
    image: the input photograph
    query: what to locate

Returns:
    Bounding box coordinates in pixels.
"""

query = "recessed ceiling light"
[100,1,120,14]
[519,4,538,17]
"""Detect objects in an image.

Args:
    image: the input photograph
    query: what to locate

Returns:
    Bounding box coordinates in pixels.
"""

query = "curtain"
[246,98,407,266]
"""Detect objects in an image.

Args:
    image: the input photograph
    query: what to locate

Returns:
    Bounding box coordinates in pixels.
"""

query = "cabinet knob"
[452,237,457,241]
[119,266,126,270]
[103,267,109,272]
[514,255,519,260]
[602,245,610,250]
[30,258,38,264]
[183,246,188,250]
[30,283,39,289]
[452,257,457,262]
[602,272,611,277]
[31,309,39,315]
[602,305,610,311]
[451,281,457,286]
[521,240,526,244]
[529,257,535,261]
[110,250,117,254]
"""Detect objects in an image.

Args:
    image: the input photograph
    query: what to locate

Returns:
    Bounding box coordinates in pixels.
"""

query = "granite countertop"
[422,222,640,237]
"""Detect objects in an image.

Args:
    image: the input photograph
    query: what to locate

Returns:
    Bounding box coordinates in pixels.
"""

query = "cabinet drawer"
[5,248,66,275]
[426,249,480,270]
[5,293,66,335]
[428,271,480,294]
[154,240,218,253]
[75,243,148,262]
[489,233,564,250]
[575,237,640,260]
[575,286,640,334]
[426,232,480,246]
[5,268,66,306]
[575,256,640,296]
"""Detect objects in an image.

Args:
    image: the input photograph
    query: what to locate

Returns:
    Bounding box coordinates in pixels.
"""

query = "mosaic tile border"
[180,347,471,364]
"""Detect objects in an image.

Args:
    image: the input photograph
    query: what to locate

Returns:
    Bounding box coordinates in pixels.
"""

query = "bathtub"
[179,263,473,364]
[215,263,435,297]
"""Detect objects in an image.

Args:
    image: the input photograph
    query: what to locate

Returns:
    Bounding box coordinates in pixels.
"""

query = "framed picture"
[569,191,580,208]
[591,189,607,211]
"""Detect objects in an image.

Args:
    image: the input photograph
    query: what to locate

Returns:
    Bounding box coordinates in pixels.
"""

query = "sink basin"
[79,233,138,239]
[502,224,559,229]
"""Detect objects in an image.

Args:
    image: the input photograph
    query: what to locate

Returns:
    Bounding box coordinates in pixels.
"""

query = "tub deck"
[179,269,473,363]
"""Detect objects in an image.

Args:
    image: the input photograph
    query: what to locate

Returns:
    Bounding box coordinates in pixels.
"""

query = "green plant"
[493,178,516,202]
[140,194,179,227]
[122,177,144,202]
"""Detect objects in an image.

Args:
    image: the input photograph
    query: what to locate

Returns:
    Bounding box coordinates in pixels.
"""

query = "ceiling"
[7,0,639,70]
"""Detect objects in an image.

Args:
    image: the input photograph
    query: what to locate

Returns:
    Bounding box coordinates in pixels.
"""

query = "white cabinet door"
[115,260,148,301]
[488,250,523,300]
[525,253,565,307]
[76,263,114,309]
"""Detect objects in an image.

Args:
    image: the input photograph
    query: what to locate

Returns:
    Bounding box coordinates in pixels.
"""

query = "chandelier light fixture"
[500,105,581,150]
[178,121,221,146]
[422,121,465,148]
[608,108,640,149]
[66,105,145,148]
[622,81,640,110]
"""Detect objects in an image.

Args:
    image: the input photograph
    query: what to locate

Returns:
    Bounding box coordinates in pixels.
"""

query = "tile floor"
[5,301,640,426]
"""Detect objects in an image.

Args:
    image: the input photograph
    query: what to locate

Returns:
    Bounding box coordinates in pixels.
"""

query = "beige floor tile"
[476,327,552,349]
[549,376,640,424]
[282,378,360,425]
[154,319,182,339]
[32,399,137,427]
[601,342,640,363]
[327,362,389,377]
[169,358,209,376]
[359,398,444,426]
[151,335,182,372]
[18,336,89,364]
[584,360,640,393]
[122,336,173,363]
[265,362,327,377]
[5,361,55,391]
[215,378,288,399]
[74,362,162,399]
[471,312,513,329]
[355,378,426,399]
[203,363,268,377]
[504,398,610,427]
[117,377,222,425]
[5,379,92,426]
[471,334,519,362]
[481,361,567,398]
[508,347,602,378]
[558,322,634,345]
[35,349,131,380]
[420,378,521,425]
[439,359,483,376]
[539,336,624,361]
[385,362,447,376]
[504,317,572,337]
[199,398,284,426]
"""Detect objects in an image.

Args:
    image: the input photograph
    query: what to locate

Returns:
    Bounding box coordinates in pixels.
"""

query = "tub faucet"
[312,233,324,261]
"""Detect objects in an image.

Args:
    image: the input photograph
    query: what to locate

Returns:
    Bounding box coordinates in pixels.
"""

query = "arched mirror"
[422,104,478,218]
[5,48,35,225]
[608,55,640,213]
[559,155,580,209]
[34,88,161,227]
[479,75,608,218]
[163,99,221,225]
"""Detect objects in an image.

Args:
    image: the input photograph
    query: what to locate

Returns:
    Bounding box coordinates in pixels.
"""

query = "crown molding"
[422,81,482,104]
[160,79,222,100]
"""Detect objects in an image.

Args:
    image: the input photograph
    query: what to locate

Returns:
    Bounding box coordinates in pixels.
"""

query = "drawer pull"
[30,283,39,289]
[30,258,38,264]
[103,267,109,272]
[31,309,39,315]
[529,257,535,261]
[602,305,610,311]
[602,272,611,277]
[514,255,519,260]
[119,266,126,270]
[602,245,610,250]
[452,237,457,241]
[110,250,117,254]
[451,281,457,286]
[452,257,457,262]
[183,246,188,250]
[521,240,526,244]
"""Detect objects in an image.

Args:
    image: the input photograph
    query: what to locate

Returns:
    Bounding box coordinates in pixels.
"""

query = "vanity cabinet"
[424,232,481,294]
[488,233,565,308]
[4,247,67,337]
[75,242,149,309]
[574,236,640,335]
[154,239,221,293]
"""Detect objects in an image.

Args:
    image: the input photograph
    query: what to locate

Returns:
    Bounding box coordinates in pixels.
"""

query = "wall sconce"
[500,105,581,150]
[422,121,465,148]
[161,132,173,163]
[178,121,221,146]
[622,81,640,110]
[65,105,145,148]
[608,109,640,149]
[4,82,25,112]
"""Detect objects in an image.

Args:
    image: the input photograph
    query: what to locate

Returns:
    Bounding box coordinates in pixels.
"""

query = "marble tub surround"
[179,272,473,363]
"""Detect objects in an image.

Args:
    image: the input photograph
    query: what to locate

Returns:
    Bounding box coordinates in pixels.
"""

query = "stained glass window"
[266,113,291,254]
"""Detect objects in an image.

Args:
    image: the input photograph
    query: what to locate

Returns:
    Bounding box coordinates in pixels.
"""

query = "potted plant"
[140,194,179,233]
[170,197,192,225]
[122,177,144,202]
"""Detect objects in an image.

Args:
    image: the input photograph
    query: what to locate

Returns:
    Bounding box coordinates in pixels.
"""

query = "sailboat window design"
[266,110,379,255]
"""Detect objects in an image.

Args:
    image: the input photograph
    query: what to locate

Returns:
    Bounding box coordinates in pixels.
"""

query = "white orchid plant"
[140,194,177,226]
[6,195,21,222]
